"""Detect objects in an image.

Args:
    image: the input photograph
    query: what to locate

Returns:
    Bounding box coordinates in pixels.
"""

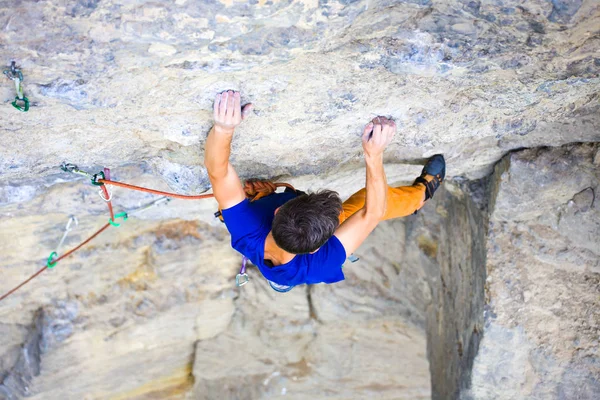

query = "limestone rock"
[465,143,600,399]
[0,0,599,190]
[0,0,599,399]
[489,143,599,222]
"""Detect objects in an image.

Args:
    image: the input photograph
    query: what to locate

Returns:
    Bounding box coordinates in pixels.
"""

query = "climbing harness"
[230,180,298,291]
[3,61,29,112]
[243,180,295,201]
[0,163,295,302]
[231,181,356,293]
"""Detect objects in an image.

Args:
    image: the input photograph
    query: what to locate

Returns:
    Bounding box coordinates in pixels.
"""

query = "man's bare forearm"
[333,117,394,255]
[204,126,234,180]
[363,153,387,220]
[204,90,249,208]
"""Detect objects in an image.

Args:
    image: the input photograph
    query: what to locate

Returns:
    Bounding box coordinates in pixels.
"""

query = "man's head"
[272,190,343,254]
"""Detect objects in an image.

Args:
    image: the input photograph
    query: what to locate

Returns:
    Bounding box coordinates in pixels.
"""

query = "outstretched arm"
[334,117,396,255]
[204,90,253,209]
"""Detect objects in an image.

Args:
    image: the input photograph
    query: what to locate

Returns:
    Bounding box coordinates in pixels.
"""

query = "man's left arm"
[204,90,252,209]
[334,117,395,256]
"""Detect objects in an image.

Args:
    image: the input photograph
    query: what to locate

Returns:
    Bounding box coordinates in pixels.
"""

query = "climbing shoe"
[414,154,445,201]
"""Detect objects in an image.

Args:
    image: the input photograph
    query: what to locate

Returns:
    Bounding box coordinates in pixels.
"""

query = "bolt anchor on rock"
[3,61,29,112]
[60,162,106,186]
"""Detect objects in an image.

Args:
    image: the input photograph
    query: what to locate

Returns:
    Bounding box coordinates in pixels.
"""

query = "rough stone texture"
[1,0,600,399]
[0,170,434,399]
[0,0,599,187]
[405,183,487,400]
[463,143,600,400]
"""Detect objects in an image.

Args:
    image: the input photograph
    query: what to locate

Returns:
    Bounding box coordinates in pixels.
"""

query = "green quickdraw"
[47,252,58,269]
[3,61,29,112]
[109,212,128,227]
[12,96,29,112]
[91,171,105,186]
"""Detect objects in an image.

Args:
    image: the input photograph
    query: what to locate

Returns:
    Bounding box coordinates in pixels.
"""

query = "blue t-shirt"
[221,192,346,286]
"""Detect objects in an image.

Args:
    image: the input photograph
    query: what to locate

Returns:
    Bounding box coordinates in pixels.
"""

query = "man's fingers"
[226,90,235,118]
[385,128,394,144]
[382,120,394,132]
[373,116,391,124]
[219,91,228,116]
[372,121,382,138]
[362,122,374,141]
[241,103,254,120]
[376,118,395,143]
[233,92,241,120]
[214,93,221,117]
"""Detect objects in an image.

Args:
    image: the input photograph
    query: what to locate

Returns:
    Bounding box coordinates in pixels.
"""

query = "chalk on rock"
[151,157,211,195]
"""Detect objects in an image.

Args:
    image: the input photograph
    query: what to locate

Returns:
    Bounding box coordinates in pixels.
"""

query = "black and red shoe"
[414,154,445,201]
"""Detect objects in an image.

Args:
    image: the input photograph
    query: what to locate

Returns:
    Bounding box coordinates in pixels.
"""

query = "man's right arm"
[334,117,396,256]
[204,91,252,210]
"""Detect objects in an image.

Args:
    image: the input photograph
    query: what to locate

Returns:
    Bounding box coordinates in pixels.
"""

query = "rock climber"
[204,90,445,292]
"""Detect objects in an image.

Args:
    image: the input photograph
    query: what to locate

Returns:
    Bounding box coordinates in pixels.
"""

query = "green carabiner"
[109,212,128,227]
[11,96,29,112]
[47,251,58,269]
[91,171,105,186]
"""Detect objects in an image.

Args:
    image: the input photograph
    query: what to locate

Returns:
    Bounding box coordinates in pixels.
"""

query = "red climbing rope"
[0,174,295,303]
[98,179,215,199]
[244,180,295,201]
[52,223,111,265]
[100,185,115,221]
[0,223,111,302]
[0,266,47,302]
[98,178,295,200]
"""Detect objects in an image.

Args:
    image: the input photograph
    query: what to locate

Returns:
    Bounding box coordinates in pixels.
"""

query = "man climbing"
[204,91,445,292]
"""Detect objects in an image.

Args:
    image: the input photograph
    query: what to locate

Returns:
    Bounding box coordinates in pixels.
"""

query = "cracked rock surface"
[464,143,600,400]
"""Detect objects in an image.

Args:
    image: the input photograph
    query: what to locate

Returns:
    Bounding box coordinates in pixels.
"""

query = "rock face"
[463,143,600,400]
[1,0,599,186]
[0,0,599,399]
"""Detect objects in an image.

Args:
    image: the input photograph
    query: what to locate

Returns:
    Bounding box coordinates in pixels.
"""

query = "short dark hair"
[272,190,343,254]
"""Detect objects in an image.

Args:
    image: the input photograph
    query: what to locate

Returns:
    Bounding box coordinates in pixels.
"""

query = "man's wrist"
[364,153,383,164]
[214,125,235,135]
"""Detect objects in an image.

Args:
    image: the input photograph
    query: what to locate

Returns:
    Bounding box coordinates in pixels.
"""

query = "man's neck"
[264,232,296,266]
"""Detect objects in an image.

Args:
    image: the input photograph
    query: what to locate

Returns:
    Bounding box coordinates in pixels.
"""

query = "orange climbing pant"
[339,183,427,224]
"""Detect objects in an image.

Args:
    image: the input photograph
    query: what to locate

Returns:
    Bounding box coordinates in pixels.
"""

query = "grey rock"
[0,1,599,399]
[0,310,46,400]
[570,187,595,212]
[489,143,599,222]
[548,0,584,23]
[404,183,487,400]
[469,143,600,399]
[150,158,211,195]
